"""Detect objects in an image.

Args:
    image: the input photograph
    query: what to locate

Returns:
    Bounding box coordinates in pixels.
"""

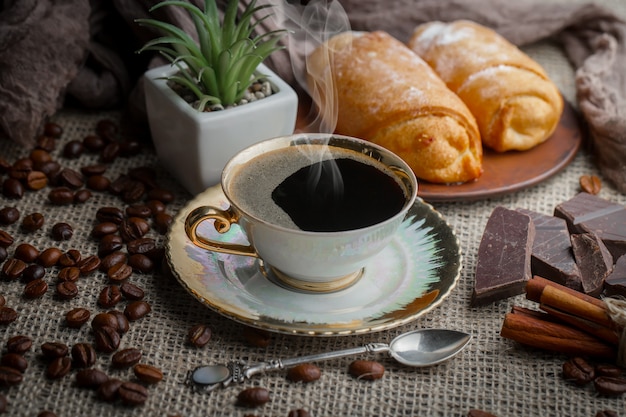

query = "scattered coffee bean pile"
[562,356,626,397]
[0,120,174,413]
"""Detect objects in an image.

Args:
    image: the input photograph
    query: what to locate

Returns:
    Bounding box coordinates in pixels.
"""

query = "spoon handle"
[243,343,390,379]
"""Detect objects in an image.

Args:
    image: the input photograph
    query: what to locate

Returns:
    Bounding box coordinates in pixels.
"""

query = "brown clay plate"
[417,101,583,202]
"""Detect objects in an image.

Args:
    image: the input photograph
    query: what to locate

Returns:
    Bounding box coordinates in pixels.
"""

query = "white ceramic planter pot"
[144,63,298,195]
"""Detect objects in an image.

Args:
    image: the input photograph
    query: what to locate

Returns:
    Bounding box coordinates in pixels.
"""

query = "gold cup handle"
[184,206,258,258]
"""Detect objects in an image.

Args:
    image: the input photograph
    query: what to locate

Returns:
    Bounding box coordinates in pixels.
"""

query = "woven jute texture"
[2,1,626,416]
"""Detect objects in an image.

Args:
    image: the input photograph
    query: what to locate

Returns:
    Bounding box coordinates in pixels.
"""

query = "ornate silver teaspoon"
[186,328,472,392]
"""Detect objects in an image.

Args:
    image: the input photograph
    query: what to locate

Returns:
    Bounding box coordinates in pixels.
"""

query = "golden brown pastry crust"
[307,31,483,184]
[408,20,564,152]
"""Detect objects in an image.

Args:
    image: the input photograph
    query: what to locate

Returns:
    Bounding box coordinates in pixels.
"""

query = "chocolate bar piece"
[571,233,614,297]
[604,254,626,297]
[554,192,626,261]
[472,206,535,306]
[518,208,582,291]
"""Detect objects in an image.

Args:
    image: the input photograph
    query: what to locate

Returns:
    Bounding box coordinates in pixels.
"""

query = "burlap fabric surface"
[2,2,626,417]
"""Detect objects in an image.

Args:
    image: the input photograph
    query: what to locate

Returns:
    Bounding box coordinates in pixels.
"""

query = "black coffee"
[229,146,407,231]
[272,158,405,231]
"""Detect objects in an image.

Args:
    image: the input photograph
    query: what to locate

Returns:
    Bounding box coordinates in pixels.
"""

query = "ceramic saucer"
[166,185,462,336]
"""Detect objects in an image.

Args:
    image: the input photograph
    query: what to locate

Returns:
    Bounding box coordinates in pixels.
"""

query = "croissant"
[306,31,483,184]
[408,20,563,152]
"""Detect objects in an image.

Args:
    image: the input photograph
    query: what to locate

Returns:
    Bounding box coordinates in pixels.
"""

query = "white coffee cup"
[185,133,417,293]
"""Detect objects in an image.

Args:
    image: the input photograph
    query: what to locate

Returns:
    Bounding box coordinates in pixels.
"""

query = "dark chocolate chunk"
[604,254,626,297]
[570,233,614,297]
[472,206,535,306]
[517,208,582,291]
[554,192,626,261]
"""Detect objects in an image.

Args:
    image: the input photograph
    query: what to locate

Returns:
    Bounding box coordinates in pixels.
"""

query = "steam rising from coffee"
[268,0,352,200]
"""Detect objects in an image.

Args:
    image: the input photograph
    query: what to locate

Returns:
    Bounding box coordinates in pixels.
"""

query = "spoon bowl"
[389,329,472,367]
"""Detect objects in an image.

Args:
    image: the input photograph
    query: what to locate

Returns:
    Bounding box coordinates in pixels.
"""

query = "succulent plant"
[136,0,287,110]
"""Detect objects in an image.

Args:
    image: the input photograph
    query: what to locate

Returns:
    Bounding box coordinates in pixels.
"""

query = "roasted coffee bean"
[2,258,26,280]
[36,135,57,151]
[348,360,385,380]
[120,140,141,156]
[23,278,48,299]
[25,171,48,190]
[58,250,81,267]
[101,142,121,163]
[37,247,62,267]
[80,163,107,177]
[0,247,6,263]
[77,255,100,276]
[92,312,120,332]
[22,212,44,232]
[71,343,97,368]
[124,300,151,321]
[62,140,84,159]
[98,378,123,402]
[38,160,61,178]
[0,365,23,386]
[286,363,321,383]
[29,148,52,165]
[75,368,108,389]
[97,119,118,139]
[467,410,498,417]
[6,335,32,354]
[109,175,132,195]
[128,253,153,273]
[14,243,40,262]
[2,178,24,199]
[46,356,72,379]
[56,281,78,300]
[91,222,118,238]
[187,324,212,347]
[40,342,69,359]
[146,199,166,215]
[0,207,19,225]
[126,204,152,219]
[147,188,175,203]
[121,181,146,203]
[594,376,626,396]
[37,411,58,417]
[111,348,142,369]
[133,363,163,384]
[288,409,310,417]
[595,410,619,417]
[57,267,80,282]
[0,230,14,247]
[0,294,4,306]
[51,222,73,241]
[98,235,124,257]
[93,326,121,353]
[120,282,144,300]
[83,135,106,152]
[154,212,173,234]
[120,217,150,242]
[65,307,90,328]
[128,166,157,188]
[87,175,111,191]
[96,207,124,224]
[8,159,31,180]
[100,251,127,272]
[242,327,272,348]
[580,174,602,195]
[44,121,63,137]
[22,264,46,282]
[562,357,595,385]
[48,187,74,205]
[73,189,92,204]
[119,381,148,406]
[0,158,9,174]
[0,307,17,325]
[98,285,122,308]
[57,168,84,189]
[108,310,129,334]
[1,352,28,373]
[0,393,6,413]
[237,387,270,408]
[126,237,156,255]
[596,364,624,378]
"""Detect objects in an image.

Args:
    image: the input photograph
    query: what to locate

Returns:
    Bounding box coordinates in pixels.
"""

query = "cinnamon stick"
[526,275,605,309]
[500,312,616,359]
[539,285,613,328]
